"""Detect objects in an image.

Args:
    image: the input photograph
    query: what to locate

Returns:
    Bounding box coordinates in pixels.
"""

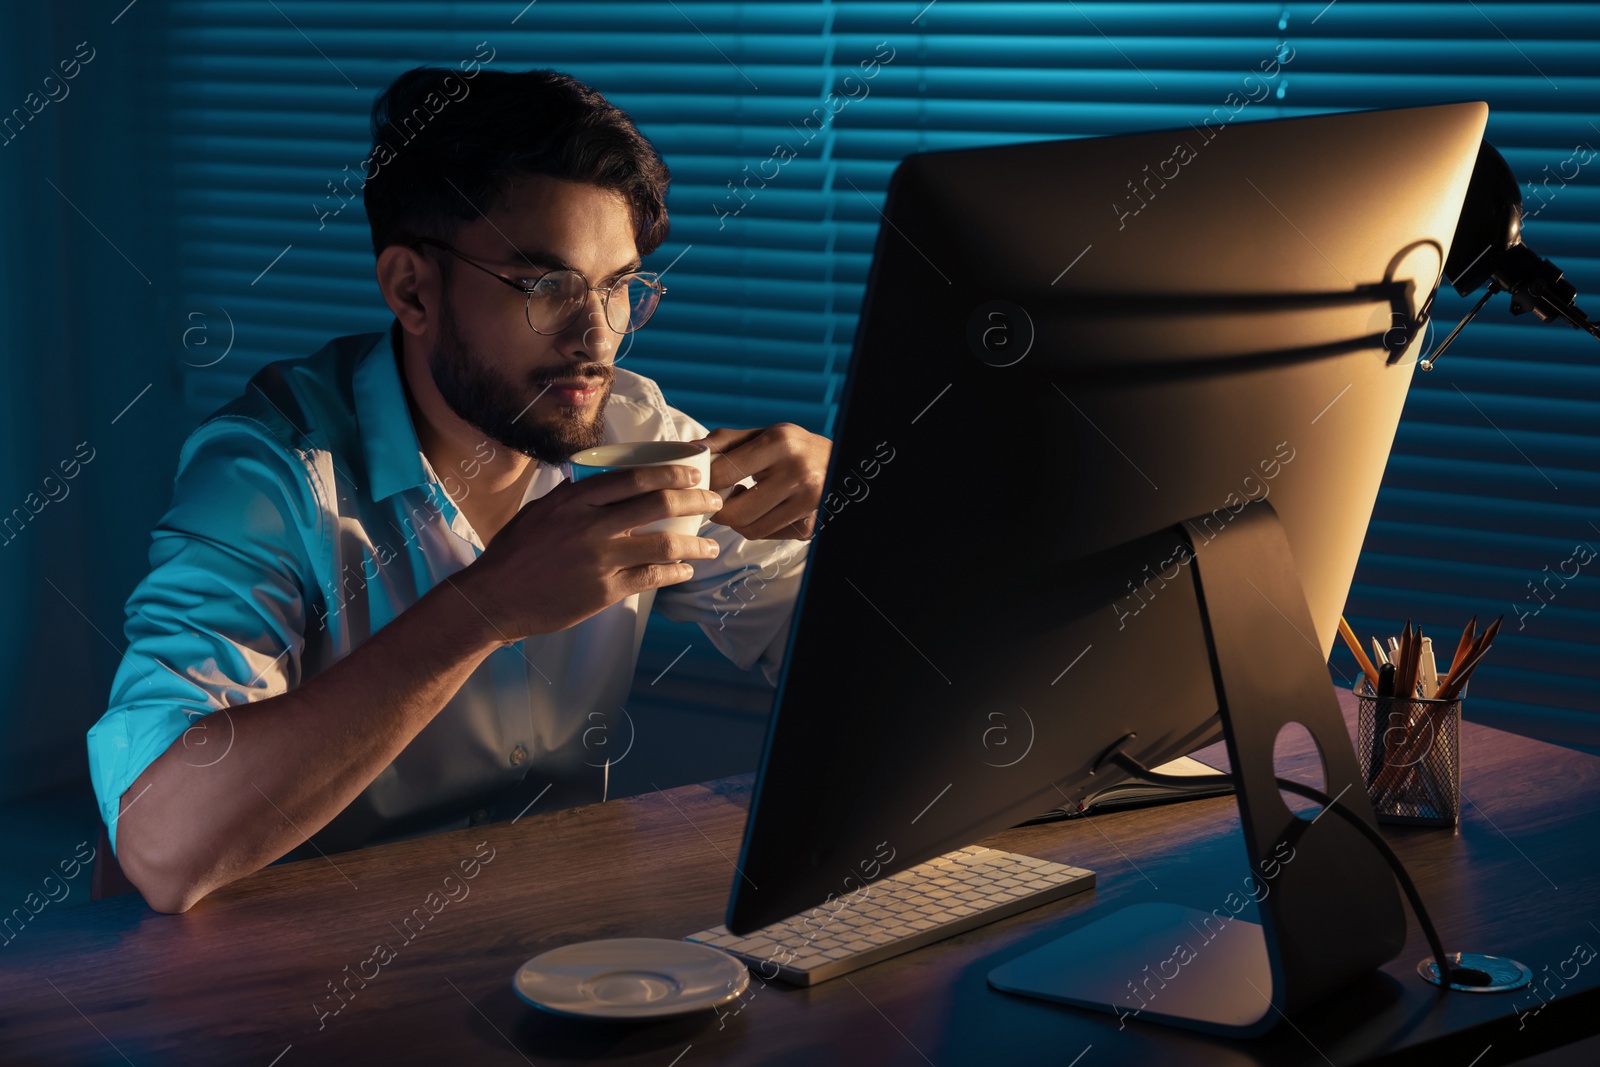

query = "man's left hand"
[690,423,832,540]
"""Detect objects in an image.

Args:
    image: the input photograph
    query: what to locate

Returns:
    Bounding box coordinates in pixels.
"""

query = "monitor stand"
[988,501,1408,1037]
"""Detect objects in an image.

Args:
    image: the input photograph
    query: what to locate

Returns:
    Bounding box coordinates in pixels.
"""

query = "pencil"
[1478,613,1503,659]
[1451,615,1477,676]
[1374,622,1429,798]
[1339,615,1379,687]
[1370,662,1396,784]
[1396,621,1417,701]
[1436,615,1501,703]
[1434,646,1485,704]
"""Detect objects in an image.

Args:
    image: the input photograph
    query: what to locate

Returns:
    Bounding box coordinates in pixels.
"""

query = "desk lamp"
[1422,139,1600,370]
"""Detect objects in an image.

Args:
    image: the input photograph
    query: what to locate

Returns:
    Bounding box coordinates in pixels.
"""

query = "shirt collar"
[353,320,430,503]
[352,320,578,507]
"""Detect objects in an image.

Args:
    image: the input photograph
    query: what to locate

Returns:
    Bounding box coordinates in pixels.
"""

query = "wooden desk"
[4,690,1598,1066]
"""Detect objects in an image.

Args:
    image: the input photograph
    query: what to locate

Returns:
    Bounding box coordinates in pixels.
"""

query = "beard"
[429,294,612,464]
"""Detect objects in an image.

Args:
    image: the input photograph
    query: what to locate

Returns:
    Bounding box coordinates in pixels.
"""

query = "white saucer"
[512,937,749,1021]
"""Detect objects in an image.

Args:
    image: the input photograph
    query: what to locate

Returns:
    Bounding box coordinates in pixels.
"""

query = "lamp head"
[1443,140,1524,296]
[1442,139,1597,333]
[1422,138,1600,371]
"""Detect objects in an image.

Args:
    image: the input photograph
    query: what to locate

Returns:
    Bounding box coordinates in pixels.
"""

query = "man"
[86,66,830,914]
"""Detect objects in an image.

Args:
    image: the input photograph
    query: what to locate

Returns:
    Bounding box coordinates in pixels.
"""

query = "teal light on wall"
[4,2,1600,809]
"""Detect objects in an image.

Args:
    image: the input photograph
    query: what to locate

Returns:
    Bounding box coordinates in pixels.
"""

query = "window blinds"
[164,1,1600,742]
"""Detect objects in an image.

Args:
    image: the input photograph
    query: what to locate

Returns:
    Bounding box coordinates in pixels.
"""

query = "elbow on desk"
[140,881,204,916]
[114,809,214,915]
[116,839,200,915]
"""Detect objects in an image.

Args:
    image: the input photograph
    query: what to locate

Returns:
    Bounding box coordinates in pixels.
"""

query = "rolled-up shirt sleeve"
[86,415,325,853]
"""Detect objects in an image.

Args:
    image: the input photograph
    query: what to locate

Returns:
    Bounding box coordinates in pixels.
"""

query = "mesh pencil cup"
[1355,677,1462,828]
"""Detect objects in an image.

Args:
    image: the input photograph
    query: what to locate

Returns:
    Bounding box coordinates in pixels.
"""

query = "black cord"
[1106,752,1488,988]
[1271,777,1486,987]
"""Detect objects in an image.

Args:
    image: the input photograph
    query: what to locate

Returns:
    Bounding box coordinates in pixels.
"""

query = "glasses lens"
[522,270,664,334]
[608,273,663,334]
[524,270,589,334]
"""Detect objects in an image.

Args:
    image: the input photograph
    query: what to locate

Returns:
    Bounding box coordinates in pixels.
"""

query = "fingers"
[596,487,724,536]
[739,493,818,540]
[772,512,818,541]
[569,462,706,506]
[696,427,764,457]
[701,428,775,492]
[698,424,828,533]
[619,561,699,593]
[609,531,721,572]
[711,483,814,540]
[706,482,751,526]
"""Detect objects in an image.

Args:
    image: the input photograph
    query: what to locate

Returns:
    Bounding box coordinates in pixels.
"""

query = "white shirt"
[87,321,809,857]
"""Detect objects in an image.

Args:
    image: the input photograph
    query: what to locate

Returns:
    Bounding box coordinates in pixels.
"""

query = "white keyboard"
[685,845,1095,986]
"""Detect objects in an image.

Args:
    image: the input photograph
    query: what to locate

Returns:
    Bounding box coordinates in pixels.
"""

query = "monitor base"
[988,901,1275,1036]
[992,501,1410,1036]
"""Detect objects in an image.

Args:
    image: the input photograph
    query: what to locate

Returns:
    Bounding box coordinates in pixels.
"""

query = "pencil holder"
[1354,678,1461,828]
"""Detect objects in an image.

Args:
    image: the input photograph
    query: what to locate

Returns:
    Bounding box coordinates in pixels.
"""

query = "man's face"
[426,173,642,464]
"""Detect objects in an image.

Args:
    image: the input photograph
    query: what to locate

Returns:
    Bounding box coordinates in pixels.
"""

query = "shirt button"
[510,745,528,766]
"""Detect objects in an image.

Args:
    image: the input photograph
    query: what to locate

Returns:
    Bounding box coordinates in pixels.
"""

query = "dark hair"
[361,66,670,258]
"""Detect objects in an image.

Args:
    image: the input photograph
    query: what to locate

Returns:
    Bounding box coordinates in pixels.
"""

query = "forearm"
[115,570,503,913]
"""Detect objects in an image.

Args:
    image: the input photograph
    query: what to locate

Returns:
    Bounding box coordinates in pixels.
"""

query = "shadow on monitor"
[725,101,1490,1035]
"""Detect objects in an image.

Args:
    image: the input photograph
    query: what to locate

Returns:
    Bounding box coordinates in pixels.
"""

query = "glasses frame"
[410,236,665,336]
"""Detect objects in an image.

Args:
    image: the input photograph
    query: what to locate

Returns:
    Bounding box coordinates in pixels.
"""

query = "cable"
[1273,777,1487,988]
[1103,750,1490,989]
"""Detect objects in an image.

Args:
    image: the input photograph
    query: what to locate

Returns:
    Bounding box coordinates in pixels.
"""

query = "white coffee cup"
[568,441,716,539]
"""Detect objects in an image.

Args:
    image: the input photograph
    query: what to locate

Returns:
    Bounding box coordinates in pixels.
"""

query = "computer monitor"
[725,101,1490,1035]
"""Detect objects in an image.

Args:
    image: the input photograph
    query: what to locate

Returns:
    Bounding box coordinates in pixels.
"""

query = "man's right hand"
[113,464,718,912]
[459,463,723,641]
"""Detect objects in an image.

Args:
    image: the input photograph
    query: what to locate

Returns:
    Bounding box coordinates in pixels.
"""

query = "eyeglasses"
[410,237,665,335]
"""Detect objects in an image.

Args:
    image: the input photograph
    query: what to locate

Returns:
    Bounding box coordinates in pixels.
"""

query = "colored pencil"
[1339,615,1379,687]
[1450,615,1477,677]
